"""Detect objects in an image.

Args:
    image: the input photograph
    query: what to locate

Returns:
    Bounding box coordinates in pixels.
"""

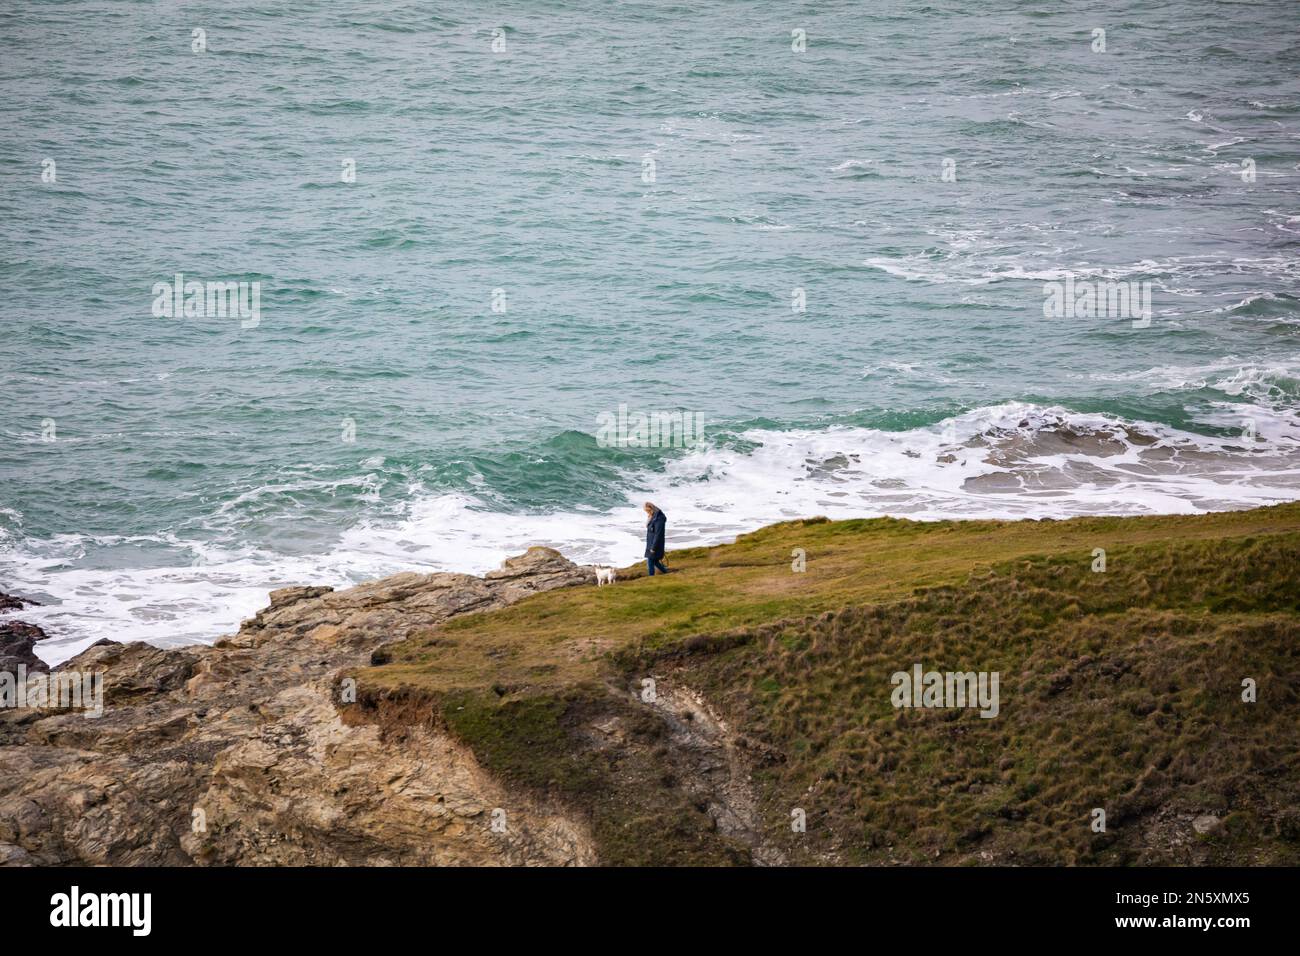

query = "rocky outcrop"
[0,548,597,866]
[0,621,48,676]
[0,592,46,675]
[0,591,36,612]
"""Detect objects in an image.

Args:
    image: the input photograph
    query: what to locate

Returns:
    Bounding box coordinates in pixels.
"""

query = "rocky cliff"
[4,505,1299,867]
[0,549,598,866]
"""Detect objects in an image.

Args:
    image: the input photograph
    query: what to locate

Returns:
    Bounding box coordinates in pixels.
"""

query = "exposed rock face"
[1,592,46,675]
[0,548,596,866]
[641,681,788,866]
[0,621,48,675]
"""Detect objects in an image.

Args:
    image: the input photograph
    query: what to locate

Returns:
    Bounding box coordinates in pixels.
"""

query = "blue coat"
[645,510,666,559]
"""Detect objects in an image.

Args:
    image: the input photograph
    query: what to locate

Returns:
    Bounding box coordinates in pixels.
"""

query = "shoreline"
[8,491,1300,669]
[7,395,1300,664]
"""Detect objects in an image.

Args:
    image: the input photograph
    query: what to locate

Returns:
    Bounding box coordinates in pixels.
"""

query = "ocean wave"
[1081,357,1300,407]
[6,402,1300,667]
[1192,291,1300,320]
[863,251,1300,288]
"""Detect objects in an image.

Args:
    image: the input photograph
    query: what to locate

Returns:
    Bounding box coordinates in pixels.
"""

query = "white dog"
[594,566,617,587]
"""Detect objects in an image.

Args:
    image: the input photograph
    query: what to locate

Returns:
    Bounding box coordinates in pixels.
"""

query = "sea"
[2,0,1299,664]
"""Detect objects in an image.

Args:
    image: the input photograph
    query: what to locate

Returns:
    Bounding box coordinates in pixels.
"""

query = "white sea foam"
[1079,356,1300,406]
[863,251,1300,289]
[5,402,1300,667]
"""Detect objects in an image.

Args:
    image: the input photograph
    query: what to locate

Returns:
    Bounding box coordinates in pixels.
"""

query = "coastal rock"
[0,552,594,866]
[0,591,37,612]
[0,620,48,675]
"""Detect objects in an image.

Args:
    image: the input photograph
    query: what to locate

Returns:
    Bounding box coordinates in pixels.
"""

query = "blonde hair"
[643,501,658,514]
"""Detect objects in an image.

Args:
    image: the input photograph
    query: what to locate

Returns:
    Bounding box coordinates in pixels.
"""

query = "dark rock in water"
[0,591,39,612]
[0,619,48,674]
[1,590,52,673]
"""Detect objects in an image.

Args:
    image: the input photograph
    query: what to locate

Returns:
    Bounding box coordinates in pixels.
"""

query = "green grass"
[670,533,1300,864]
[351,503,1300,864]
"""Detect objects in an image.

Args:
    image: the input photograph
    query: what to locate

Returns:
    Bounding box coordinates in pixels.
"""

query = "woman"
[644,501,669,576]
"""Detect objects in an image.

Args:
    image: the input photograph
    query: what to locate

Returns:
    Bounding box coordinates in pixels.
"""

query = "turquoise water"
[2,0,1299,661]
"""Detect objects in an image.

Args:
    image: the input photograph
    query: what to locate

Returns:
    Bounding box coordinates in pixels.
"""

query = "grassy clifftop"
[352,504,1300,865]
